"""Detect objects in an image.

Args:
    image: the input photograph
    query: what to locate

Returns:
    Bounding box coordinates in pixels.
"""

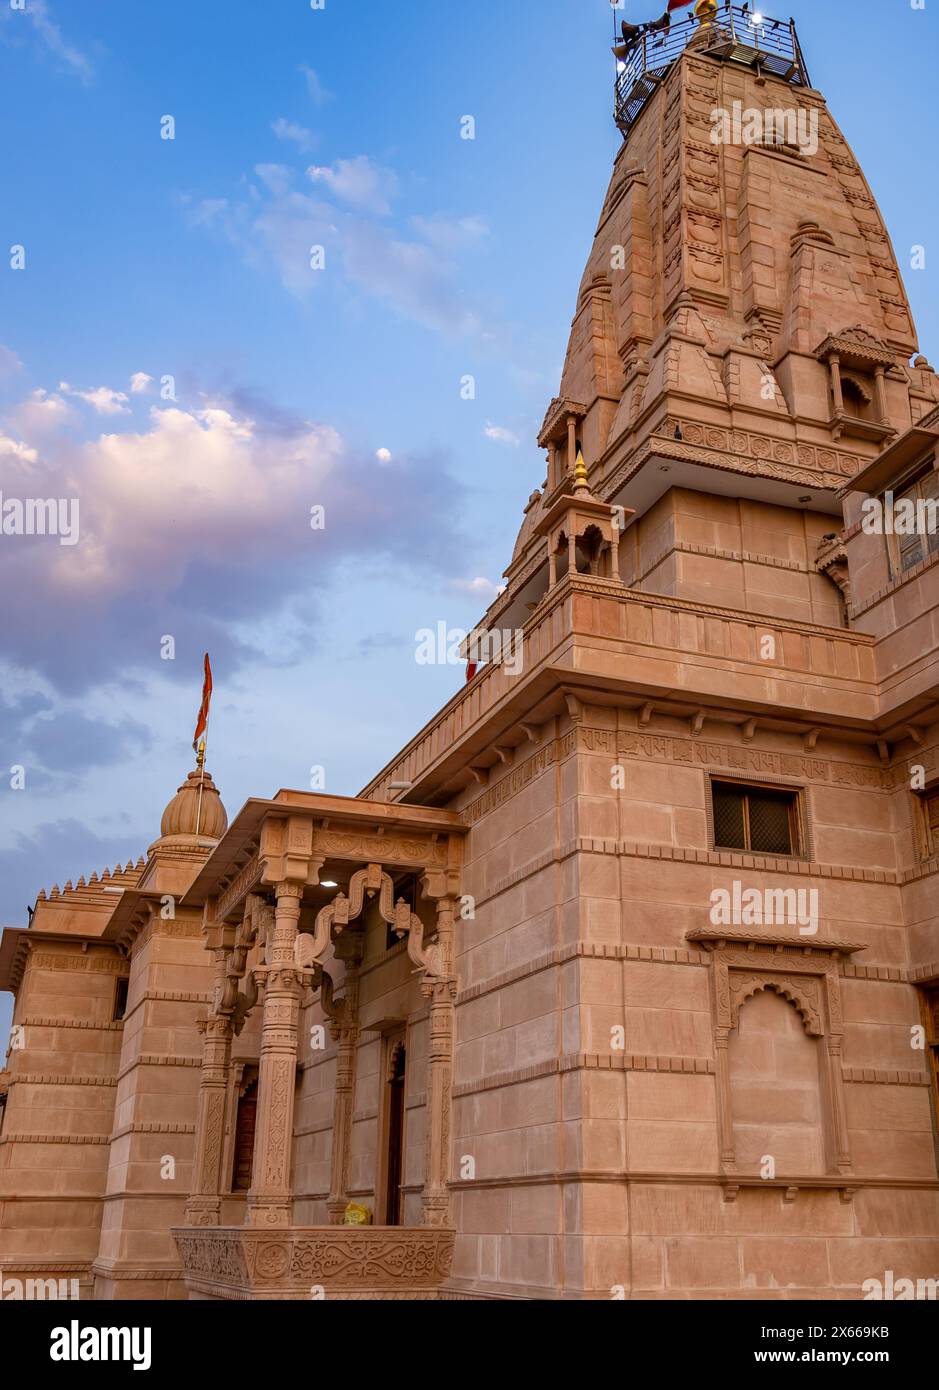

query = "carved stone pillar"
[566,413,577,476]
[326,963,361,1225]
[246,883,305,1228]
[714,1028,736,1172]
[828,354,844,415]
[610,524,621,583]
[419,889,457,1227]
[185,1005,234,1227]
[873,365,888,423]
[826,1034,852,1175]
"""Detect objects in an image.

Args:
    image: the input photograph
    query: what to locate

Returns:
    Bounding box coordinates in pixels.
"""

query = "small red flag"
[668,0,694,10]
[192,653,213,752]
[465,662,478,683]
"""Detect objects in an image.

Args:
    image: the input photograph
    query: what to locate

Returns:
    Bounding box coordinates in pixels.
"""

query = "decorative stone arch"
[728,972,824,1036]
[840,371,872,406]
[579,522,608,576]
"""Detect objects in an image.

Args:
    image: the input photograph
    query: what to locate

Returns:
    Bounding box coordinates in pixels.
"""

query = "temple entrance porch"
[171,792,465,1299]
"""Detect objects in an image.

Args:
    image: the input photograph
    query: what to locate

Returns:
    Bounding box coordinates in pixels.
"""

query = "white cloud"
[0,434,38,464]
[272,117,316,153]
[300,65,330,106]
[453,577,503,601]
[187,198,230,228]
[254,163,293,197]
[23,0,94,84]
[375,447,392,463]
[129,372,153,394]
[54,404,344,594]
[0,382,468,701]
[188,156,492,337]
[9,388,74,435]
[307,156,398,215]
[59,382,130,416]
[484,422,520,447]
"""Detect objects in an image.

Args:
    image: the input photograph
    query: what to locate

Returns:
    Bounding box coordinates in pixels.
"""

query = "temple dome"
[159,769,228,843]
[511,490,546,564]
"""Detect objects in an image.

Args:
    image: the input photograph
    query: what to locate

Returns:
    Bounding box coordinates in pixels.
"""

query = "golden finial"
[573,447,589,490]
[694,0,719,25]
[195,737,206,771]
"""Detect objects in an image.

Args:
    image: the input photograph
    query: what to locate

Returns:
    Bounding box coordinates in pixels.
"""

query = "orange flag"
[192,653,213,752]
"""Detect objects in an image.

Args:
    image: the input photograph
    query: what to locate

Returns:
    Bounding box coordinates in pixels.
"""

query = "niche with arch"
[689,930,860,1181]
[728,986,827,1176]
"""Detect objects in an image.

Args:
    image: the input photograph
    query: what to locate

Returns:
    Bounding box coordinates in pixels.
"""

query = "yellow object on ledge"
[342,1202,373,1226]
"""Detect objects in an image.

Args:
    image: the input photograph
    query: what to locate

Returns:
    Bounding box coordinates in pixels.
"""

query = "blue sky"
[1,0,937,1040]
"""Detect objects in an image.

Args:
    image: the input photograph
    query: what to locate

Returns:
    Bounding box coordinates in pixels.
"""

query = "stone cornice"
[116,1054,201,1082]
[0,1133,110,1145]
[687,926,866,954]
[16,1016,125,1032]
[6,1073,117,1087]
[109,1122,196,1140]
[452,1052,715,1100]
[843,1068,931,1087]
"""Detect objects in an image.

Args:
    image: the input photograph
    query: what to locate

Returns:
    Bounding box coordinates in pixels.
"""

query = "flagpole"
[195,728,207,838]
[194,654,211,840]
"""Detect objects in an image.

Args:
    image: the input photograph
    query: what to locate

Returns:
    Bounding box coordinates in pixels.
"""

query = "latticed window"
[889,466,939,576]
[921,787,939,858]
[712,781,800,856]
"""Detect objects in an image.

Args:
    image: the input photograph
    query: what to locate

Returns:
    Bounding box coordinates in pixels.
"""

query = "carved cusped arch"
[729,972,824,1036]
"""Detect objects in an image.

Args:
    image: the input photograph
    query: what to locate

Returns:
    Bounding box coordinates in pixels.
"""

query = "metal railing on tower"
[614,3,811,141]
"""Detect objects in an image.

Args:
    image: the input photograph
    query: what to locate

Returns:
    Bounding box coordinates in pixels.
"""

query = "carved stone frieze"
[173,1226,455,1299]
[310,831,449,867]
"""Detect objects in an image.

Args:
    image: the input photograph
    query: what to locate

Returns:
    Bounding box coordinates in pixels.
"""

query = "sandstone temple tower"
[2,3,938,1299]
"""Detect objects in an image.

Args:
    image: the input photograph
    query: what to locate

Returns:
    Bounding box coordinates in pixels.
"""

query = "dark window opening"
[712,781,800,856]
[384,1041,406,1226]
[231,1067,259,1193]
[113,976,129,1021]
